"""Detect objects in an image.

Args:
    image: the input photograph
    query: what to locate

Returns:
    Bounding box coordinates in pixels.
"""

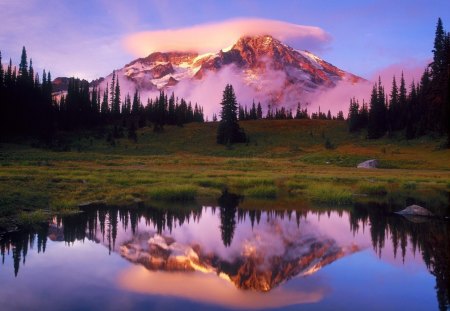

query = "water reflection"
[0,200,449,310]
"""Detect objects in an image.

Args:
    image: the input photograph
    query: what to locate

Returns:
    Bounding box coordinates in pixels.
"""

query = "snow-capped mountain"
[87,35,366,115]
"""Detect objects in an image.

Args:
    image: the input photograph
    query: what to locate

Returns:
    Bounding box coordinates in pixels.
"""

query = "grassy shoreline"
[1,120,449,230]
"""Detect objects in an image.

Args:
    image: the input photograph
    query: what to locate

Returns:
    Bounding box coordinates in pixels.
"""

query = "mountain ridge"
[55,35,365,113]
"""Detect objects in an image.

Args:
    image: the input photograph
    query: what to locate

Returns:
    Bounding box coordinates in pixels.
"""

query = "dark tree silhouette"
[216,84,246,144]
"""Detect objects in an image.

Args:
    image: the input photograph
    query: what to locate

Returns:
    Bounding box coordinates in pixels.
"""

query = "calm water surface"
[0,201,449,311]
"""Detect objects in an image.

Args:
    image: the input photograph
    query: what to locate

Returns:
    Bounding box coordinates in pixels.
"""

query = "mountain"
[115,35,362,90]
[119,230,358,292]
[58,35,365,113]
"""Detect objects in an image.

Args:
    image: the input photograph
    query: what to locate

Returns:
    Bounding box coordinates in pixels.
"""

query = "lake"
[0,198,449,311]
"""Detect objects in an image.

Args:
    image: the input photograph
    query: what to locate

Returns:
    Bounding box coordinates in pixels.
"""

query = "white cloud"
[123,18,331,56]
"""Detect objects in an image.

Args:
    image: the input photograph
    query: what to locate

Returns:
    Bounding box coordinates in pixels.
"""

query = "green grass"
[244,185,278,199]
[0,119,449,228]
[308,184,354,205]
[147,185,198,201]
[358,182,388,195]
[402,181,418,190]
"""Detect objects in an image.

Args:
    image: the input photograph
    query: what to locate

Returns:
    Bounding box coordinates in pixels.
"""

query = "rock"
[395,204,434,217]
[357,159,378,169]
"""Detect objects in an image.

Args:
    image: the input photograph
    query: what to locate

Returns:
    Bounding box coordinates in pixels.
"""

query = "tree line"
[235,101,344,121]
[348,18,450,146]
[0,49,204,143]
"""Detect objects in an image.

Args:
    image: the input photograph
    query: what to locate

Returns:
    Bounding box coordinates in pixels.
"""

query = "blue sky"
[1,0,449,80]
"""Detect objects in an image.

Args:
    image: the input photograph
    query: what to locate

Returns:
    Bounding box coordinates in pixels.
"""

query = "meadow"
[1,119,449,230]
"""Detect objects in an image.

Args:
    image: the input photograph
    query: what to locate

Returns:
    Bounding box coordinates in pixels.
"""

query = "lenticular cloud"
[123,18,331,56]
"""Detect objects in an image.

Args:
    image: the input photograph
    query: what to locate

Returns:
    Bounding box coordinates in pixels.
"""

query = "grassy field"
[1,119,449,230]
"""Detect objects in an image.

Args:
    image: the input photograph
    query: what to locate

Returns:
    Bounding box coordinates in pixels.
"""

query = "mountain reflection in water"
[0,200,449,310]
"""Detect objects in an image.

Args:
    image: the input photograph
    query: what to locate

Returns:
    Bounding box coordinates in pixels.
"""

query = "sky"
[0,0,449,82]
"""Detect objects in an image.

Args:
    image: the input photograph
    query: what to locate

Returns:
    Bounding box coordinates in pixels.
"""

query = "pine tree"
[18,46,28,80]
[348,97,360,132]
[167,92,175,123]
[431,18,446,77]
[216,84,246,144]
[131,89,140,115]
[238,104,245,120]
[0,51,3,89]
[405,81,418,139]
[368,78,387,139]
[28,59,34,86]
[101,84,109,114]
[109,71,116,111]
[112,77,121,115]
[359,100,369,128]
[257,102,263,119]
[250,100,257,120]
[388,76,399,132]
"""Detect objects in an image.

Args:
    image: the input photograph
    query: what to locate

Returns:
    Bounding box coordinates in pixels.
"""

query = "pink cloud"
[123,18,331,56]
[306,58,430,116]
[368,58,430,88]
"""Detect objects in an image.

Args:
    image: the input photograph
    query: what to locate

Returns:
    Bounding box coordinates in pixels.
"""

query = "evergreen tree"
[238,104,245,120]
[216,84,246,144]
[405,81,418,139]
[112,77,121,115]
[109,71,116,112]
[18,46,28,80]
[131,89,140,115]
[347,97,360,132]
[388,76,399,132]
[28,59,34,86]
[101,84,109,114]
[257,102,263,119]
[250,100,257,120]
[167,92,175,123]
[359,100,369,128]
[431,18,446,77]
[398,72,407,130]
[0,51,3,89]
[368,78,387,139]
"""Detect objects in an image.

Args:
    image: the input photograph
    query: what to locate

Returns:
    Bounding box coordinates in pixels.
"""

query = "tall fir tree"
[257,102,263,119]
[388,76,399,132]
[367,78,387,139]
[112,77,121,115]
[109,71,116,112]
[101,84,109,114]
[0,51,3,89]
[431,18,446,77]
[18,46,28,80]
[347,97,360,132]
[216,84,246,144]
[132,89,140,115]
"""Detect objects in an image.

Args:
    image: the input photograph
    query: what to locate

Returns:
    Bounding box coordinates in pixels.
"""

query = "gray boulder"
[357,159,379,169]
[395,204,434,217]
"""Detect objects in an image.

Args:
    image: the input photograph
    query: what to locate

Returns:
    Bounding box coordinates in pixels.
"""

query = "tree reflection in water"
[0,199,449,310]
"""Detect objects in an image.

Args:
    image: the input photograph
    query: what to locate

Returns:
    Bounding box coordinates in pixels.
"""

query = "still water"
[0,200,449,311]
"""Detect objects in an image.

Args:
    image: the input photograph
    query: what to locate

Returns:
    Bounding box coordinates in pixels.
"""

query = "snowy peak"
[91,35,364,110]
